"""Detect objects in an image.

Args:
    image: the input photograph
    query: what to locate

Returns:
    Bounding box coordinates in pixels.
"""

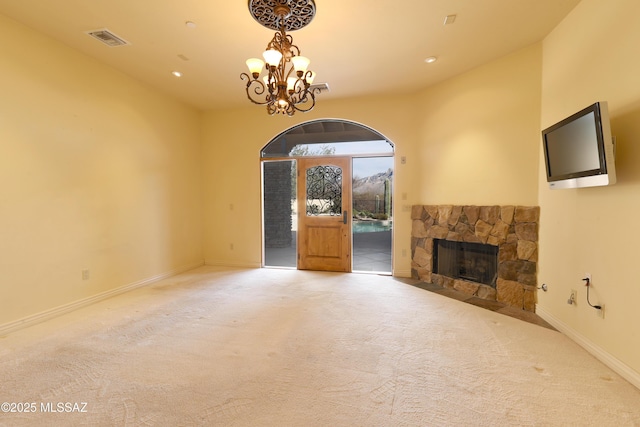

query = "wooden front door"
[297,157,351,272]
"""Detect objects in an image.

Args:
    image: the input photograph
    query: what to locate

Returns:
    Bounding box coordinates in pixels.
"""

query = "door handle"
[343,210,348,224]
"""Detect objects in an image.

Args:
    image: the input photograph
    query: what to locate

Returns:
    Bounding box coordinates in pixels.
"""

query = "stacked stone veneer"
[411,205,540,312]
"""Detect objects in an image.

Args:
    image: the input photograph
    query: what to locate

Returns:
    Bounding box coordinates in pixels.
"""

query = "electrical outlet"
[568,289,577,305]
[82,269,90,281]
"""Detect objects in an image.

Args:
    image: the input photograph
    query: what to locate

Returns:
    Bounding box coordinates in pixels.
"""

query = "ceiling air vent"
[310,83,330,93]
[86,28,130,47]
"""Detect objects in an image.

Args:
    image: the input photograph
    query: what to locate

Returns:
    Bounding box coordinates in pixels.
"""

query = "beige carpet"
[1,266,639,426]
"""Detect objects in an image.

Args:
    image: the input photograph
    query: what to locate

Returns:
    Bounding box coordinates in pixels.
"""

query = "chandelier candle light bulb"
[241,0,321,116]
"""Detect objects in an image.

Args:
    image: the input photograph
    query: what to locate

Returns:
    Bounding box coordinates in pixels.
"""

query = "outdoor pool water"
[352,220,392,233]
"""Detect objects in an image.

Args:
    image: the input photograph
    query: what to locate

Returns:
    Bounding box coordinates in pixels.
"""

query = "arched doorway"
[261,119,395,274]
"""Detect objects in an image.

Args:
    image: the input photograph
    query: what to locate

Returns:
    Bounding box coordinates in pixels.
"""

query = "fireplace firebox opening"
[433,239,498,287]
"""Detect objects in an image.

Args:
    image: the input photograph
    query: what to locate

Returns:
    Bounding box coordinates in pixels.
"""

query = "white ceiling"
[0,0,581,111]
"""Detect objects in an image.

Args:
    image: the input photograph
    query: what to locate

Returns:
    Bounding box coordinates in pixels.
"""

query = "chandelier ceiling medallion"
[241,0,321,116]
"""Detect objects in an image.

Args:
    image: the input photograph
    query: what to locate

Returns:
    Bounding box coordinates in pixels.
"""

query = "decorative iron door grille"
[306,165,342,216]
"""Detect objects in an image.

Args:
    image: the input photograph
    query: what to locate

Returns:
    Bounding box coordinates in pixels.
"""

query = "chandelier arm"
[241,73,270,106]
[291,87,318,113]
[283,99,295,116]
[266,103,278,115]
[285,32,300,58]
[289,39,301,58]
[264,70,275,94]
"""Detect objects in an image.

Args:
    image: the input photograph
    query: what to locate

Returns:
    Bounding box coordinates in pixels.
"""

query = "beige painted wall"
[538,0,640,377]
[415,44,542,206]
[202,44,542,277]
[0,15,204,326]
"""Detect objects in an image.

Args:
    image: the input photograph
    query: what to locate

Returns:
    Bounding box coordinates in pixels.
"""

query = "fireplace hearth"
[411,205,539,312]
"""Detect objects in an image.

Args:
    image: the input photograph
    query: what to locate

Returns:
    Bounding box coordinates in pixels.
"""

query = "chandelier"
[241,0,320,116]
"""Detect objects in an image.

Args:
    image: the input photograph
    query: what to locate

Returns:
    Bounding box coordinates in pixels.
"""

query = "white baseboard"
[536,305,640,390]
[0,261,204,336]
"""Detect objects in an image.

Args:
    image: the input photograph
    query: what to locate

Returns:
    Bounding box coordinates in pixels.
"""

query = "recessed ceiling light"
[444,14,457,25]
[171,71,183,77]
[425,56,438,64]
[185,21,196,29]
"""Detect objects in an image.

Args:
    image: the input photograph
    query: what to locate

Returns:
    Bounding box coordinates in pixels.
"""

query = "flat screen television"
[542,101,616,189]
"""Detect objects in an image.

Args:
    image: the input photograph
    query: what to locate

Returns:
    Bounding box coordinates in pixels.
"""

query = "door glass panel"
[306,165,342,216]
[263,160,297,268]
[352,156,393,273]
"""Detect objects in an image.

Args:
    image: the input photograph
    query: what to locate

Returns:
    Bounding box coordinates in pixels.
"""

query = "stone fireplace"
[411,205,539,312]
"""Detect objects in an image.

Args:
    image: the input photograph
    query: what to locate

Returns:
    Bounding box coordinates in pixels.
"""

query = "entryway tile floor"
[395,278,556,330]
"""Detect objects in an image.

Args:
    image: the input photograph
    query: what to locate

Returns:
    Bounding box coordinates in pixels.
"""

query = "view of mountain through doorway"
[352,156,393,272]
[261,119,394,274]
